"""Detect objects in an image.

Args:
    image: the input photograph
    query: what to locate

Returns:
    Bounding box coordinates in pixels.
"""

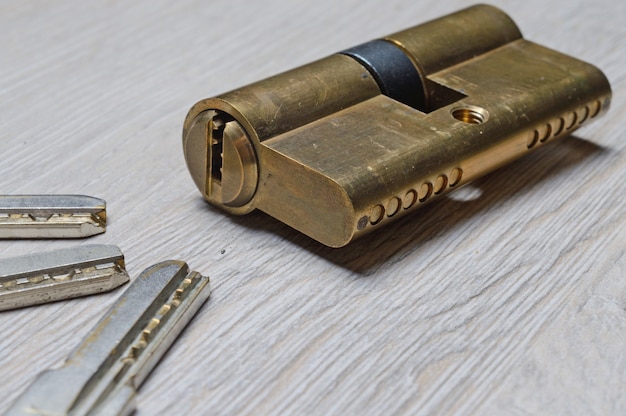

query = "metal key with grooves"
[0,195,106,239]
[0,245,129,311]
[6,260,211,416]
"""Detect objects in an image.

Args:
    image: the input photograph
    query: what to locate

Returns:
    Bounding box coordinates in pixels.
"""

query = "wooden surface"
[1,1,624,414]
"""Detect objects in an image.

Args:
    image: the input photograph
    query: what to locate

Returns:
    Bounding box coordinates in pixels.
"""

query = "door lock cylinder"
[183,5,611,247]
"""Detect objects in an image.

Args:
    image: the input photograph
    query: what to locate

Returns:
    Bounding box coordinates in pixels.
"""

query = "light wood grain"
[1,1,624,415]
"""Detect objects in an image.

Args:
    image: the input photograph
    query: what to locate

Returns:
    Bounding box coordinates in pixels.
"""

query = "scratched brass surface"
[183,4,611,247]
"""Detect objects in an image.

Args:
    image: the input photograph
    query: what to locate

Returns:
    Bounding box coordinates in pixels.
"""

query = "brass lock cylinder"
[183,5,611,247]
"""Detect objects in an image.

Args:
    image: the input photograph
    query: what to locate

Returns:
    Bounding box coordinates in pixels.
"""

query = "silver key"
[0,195,106,238]
[0,245,129,311]
[6,260,211,416]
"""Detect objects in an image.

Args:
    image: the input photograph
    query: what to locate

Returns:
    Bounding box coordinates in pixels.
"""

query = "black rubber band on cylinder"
[341,39,425,111]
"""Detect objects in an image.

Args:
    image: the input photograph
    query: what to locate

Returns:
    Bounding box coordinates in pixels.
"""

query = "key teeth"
[0,245,129,310]
[112,268,209,388]
[172,288,184,306]
[147,318,161,332]
[94,209,107,228]
[158,304,171,316]
[121,266,209,362]
[126,346,140,362]
[0,195,107,238]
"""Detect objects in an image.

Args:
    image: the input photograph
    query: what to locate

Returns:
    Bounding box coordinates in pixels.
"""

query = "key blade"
[0,245,129,311]
[0,195,106,238]
[5,260,211,416]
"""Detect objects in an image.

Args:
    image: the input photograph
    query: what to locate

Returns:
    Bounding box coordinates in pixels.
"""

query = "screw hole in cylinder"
[451,106,489,124]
